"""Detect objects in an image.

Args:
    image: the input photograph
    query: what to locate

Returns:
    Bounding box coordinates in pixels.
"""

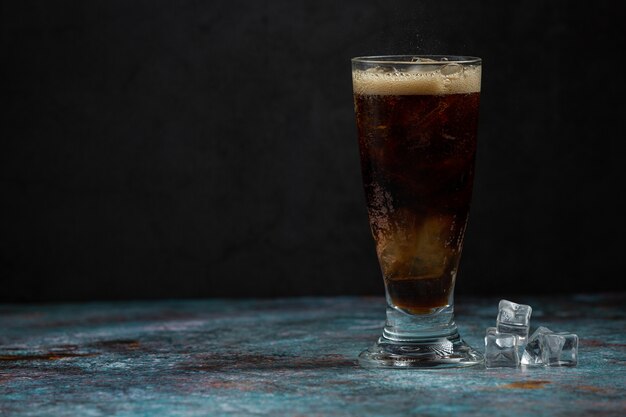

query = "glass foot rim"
[359,334,483,369]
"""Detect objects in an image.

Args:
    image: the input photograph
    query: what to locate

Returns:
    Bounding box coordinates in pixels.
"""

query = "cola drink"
[353,61,481,314]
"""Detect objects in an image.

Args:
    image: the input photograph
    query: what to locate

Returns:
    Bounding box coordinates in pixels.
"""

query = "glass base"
[359,330,483,369]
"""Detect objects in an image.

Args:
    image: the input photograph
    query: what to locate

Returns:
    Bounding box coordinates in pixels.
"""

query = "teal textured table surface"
[1,294,625,416]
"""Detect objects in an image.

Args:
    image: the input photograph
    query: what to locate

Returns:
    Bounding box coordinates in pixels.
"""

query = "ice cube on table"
[540,332,579,367]
[496,299,532,343]
[485,327,497,336]
[484,331,519,368]
[521,326,554,366]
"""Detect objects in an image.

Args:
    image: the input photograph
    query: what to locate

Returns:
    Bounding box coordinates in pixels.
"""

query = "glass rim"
[351,55,481,65]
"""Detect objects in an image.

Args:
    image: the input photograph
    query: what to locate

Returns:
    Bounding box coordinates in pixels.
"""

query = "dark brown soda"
[354,92,480,314]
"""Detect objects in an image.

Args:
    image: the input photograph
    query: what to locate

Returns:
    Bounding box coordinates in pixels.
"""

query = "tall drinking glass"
[352,55,483,368]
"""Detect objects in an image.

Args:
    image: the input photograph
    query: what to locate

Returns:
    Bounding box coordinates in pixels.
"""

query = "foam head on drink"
[353,64,481,314]
[352,64,481,95]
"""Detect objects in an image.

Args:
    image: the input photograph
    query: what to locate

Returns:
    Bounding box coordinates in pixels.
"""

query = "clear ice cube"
[410,57,439,63]
[521,326,553,366]
[540,332,579,367]
[365,66,397,74]
[484,331,519,368]
[440,63,463,77]
[496,299,532,343]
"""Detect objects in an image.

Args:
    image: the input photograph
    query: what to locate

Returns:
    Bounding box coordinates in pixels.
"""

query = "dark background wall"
[2,0,624,302]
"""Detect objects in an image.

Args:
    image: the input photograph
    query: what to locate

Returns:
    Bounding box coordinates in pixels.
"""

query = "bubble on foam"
[352,65,481,96]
